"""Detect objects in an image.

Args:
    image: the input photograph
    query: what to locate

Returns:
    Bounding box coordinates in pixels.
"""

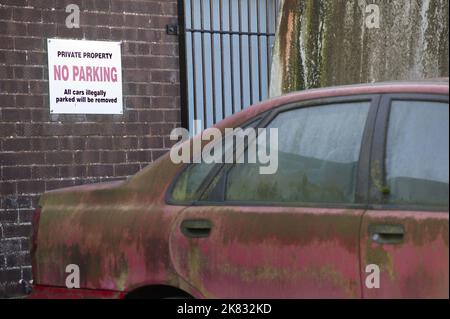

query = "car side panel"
[34,202,185,293]
[360,211,449,298]
[170,206,364,298]
[28,285,126,299]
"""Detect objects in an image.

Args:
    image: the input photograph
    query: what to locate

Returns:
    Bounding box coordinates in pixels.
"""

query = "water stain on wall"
[270,0,449,96]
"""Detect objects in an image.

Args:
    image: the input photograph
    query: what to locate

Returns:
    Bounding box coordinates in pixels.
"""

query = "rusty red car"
[29,80,449,299]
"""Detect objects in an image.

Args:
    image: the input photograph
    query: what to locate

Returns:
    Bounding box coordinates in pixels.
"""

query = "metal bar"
[247,0,254,105]
[265,0,271,90]
[219,0,226,119]
[190,0,198,125]
[177,0,189,129]
[185,28,275,37]
[238,0,244,111]
[271,0,278,93]
[209,0,217,124]
[274,0,278,30]
[229,0,235,114]
[200,0,207,129]
[257,0,262,101]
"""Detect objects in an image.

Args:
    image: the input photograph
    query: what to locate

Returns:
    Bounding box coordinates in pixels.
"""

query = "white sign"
[47,39,123,114]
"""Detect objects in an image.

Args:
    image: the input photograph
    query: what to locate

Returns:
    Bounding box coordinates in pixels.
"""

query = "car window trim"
[369,93,450,212]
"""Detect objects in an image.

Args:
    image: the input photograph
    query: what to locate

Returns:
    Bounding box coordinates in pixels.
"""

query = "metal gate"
[178,0,280,132]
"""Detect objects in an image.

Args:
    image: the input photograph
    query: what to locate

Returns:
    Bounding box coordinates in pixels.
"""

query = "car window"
[386,100,449,208]
[170,118,263,202]
[171,162,217,201]
[225,101,371,204]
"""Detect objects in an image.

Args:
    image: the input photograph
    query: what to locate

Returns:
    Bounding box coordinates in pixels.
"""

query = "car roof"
[278,79,449,101]
[216,79,449,129]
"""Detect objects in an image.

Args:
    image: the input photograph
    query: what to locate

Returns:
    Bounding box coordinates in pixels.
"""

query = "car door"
[169,96,380,298]
[361,94,449,298]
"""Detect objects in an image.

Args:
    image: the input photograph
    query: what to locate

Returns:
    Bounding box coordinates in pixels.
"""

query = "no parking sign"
[47,39,123,114]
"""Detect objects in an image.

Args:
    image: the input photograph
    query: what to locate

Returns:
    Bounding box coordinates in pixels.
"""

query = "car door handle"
[369,224,405,245]
[181,219,212,238]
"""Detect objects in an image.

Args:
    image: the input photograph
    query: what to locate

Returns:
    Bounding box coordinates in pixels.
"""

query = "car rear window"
[170,117,263,202]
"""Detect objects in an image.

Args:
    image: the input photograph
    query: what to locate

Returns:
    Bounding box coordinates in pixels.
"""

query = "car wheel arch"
[124,284,194,299]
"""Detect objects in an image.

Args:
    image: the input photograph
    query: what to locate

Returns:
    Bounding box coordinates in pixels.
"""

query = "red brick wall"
[0,0,181,297]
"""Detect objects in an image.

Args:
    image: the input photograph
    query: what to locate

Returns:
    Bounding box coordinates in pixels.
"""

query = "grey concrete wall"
[270,0,449,96]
